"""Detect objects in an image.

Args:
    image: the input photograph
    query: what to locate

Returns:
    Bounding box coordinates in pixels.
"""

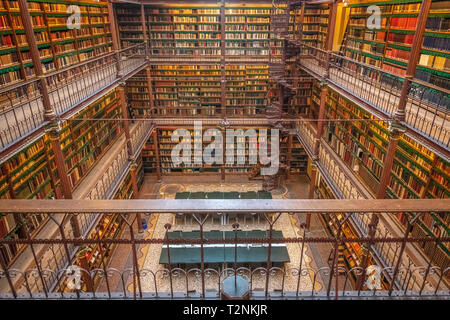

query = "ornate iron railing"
[297,43,450,151]
[0,43,147,153]
[0,199,448,300]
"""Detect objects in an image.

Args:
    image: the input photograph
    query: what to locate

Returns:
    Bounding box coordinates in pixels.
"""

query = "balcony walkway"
[294,120,436,288]
[0,56,146,158]
[300,58,449,157]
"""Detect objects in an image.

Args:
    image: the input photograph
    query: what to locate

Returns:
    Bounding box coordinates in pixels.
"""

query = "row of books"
[427,180,449,198]
[422,35,450,52]
[418,54,449,71]
[392,163,425,195]
[425,17,450,32]
[225,9,270,15]
[410,223,448,270]
[387,32,414,45]
[147,8,220,15]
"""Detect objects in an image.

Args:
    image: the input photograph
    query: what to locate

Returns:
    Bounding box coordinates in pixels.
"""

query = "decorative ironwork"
[0,200,448,300]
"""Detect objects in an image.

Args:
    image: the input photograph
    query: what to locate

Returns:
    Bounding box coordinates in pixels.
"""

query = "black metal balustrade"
[0,199,448,300]
[0,42,147,153]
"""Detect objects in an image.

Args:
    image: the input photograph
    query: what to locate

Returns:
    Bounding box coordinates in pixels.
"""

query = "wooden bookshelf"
[342,0,450,90]
[126,69,151,118]
[142,134,157,174]
[322,87,449,270]
[78,212,123,280]
[226,65,269,116]
[115,3,286,60]
[225,5,277,58]
[157,127,222,174]
[288,69,312,117]
[0,0,112,87]
[299,3,329,50]
[114,171,132,200]
[317,176,391,289]
[289,135,308,174]
[0,134,59,266]
[151,127,289,175]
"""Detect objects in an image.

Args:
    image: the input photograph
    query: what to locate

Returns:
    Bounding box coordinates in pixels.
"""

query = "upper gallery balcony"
[297,44,449,156]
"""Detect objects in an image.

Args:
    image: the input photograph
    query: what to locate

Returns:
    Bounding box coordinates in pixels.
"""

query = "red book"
[407,17,418,29]
[391,17,399,27]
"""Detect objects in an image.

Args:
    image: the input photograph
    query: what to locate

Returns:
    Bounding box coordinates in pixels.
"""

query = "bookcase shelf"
[289,135,307,174]
[126,69,151,118]
[226,65,269,116]
[151,127,288,175]
[322,86,449,270]
[115,3,285,59]
[298,3,329,50]
[0,134,61,266]
[342,0,450,90]
[77,211,124,283]
[114,171,132,200]
[60,89,123,189]
[142,134,157,174]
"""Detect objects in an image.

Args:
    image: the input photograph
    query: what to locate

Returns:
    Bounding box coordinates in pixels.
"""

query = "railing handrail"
[0,199,448,214]
[0,78,40,96]
[300,42,450,98]
[42,42,145,80]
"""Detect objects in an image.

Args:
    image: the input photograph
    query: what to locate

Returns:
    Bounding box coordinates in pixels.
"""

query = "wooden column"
[325,0,338,76]
[117,82,135,206]
[306,161,318,229]
[47,128,72,200]
[17,0,72,198]
[356,1,430,290]
[221,128,226,181]
[376,127,403,199]
[18,0,82,243]
[17,0,54,121]
[220,1,226,118]
[120,79,143,232]
[118,83,131,145]
[145,67,154,116]
[314,82,328,156]
[306,0,336,228]
[118,83,144,231]
[153,131,161,182]
[394,0,431,123]
[140,3,148,57]
[130,161,143,233]
[376,0,431,199]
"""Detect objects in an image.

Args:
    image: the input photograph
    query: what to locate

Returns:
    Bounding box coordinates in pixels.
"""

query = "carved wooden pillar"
[130,161,143,233]
[153,131,161,182]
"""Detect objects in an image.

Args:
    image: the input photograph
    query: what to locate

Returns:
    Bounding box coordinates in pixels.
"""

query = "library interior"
[0,0,448,300]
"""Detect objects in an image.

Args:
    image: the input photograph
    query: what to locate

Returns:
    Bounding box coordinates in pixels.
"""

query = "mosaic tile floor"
[136,181,321,294]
